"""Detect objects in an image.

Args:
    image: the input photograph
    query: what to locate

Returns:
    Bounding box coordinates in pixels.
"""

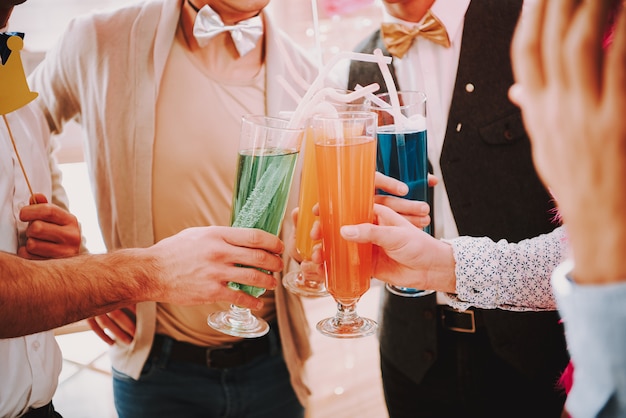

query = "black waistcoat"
[348,0,567,386]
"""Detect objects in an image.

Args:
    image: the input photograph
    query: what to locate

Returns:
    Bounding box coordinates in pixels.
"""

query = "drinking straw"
[372,49,405,131]
[311,0,324,72]
[289,80,380,130]
[324,85,380,105]
[288,51,391,129]
[355,84,388,107]
[354,84,410,126]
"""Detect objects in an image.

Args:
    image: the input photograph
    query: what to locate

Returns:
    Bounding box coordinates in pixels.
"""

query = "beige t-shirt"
[152,28,274,346]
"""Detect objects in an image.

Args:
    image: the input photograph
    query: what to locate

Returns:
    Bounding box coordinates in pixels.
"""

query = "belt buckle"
[441,306,476,333]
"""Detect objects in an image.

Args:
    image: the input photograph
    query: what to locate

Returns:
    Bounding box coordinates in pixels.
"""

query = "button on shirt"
[0,105,62,417]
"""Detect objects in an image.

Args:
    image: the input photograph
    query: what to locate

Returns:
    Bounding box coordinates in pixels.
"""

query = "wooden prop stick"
[2,114,35,202]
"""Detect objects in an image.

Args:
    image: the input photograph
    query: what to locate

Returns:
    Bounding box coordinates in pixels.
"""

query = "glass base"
[207,305,269,338]
[316,301,377,338]
[282,270,329,298]
[385,284,435,298]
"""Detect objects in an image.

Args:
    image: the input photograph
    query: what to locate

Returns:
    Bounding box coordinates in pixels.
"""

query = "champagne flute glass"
[314,111,378,338]
[283,95,367,298]
[207,115,304,338]
[371,91,435,298]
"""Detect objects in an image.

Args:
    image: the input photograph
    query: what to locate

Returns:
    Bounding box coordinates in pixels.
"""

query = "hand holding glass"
[207,115,303,338]
[372,91,434,297]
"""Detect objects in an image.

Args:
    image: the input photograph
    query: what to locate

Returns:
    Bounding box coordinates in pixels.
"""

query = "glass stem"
[335,301,360,325]
[228,305,255,327]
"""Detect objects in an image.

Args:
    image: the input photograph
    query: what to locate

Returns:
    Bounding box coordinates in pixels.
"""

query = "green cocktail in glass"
[227,149,299,296]
[207,115,303,338]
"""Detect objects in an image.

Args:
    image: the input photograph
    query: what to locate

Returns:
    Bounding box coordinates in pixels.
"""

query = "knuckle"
[68,234,82,251]
[28,220,43,236]
[243,266,261,284]
[252,248,269,265]
[207,245,224,260]
[247,228,264,246]
[24,239,38,253]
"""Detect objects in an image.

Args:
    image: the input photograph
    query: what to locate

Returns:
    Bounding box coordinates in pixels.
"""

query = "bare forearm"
[565,216,626,286]
[0,249,159,338]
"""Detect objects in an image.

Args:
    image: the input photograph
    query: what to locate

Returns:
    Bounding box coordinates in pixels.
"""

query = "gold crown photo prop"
[1,33,38,199]
[0,34,38,115]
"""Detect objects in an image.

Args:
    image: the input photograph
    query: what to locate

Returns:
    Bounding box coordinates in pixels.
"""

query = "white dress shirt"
[385,0,470,240]
[0,104,62,418]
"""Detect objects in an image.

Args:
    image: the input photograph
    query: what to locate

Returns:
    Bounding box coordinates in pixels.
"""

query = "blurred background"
[7,1,391,417]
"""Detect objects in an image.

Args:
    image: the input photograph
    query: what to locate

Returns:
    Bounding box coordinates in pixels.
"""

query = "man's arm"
[1,226,284,338]
[445,226,566,311]
[0,248,157,337]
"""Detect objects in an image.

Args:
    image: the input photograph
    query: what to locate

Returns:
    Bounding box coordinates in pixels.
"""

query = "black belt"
[438,306,484,333]
[22,402,59,418]
[150,328,277,369]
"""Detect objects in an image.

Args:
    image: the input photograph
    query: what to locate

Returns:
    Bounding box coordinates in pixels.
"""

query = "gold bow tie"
[381,10,451,58]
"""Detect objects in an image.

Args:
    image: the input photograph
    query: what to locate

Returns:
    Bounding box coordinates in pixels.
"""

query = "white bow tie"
[191,3,264,57]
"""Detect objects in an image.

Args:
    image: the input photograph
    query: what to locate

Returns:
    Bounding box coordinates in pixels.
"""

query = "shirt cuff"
[552,259,626,418]
[444,236,502,309]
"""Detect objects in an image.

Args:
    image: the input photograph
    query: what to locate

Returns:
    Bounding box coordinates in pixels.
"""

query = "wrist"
[424,239,456,293]
[114,248,161,302]
[565,223,626,285]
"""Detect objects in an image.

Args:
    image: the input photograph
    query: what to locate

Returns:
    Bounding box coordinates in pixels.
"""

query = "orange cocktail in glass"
[282,125,328,297]
[283,94,367,298]
[313,111,378,338]
[295,126,320,262]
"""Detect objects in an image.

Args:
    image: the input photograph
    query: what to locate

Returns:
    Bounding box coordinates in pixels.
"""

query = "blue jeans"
[112,330,304,418]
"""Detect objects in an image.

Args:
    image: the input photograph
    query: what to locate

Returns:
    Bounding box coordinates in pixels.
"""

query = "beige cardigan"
[30,0,320,405]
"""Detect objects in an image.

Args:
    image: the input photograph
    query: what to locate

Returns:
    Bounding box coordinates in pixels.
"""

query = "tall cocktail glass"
[282,123,328,297]
[314,111,378,338]
[372,91,434,297]
[207,115,303,338]
[283,96,367,298]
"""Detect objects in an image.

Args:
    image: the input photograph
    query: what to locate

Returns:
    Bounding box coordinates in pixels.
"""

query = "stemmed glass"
[314,111,378,338]
[371,91,434,298]
[281,120,329,297]
[207,115,304,338]
[283,95,367,298]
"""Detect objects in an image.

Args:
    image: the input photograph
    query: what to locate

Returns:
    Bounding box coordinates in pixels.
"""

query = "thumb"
[340,204,411,247]
[340,223,406,250]
[29,193,48,205]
